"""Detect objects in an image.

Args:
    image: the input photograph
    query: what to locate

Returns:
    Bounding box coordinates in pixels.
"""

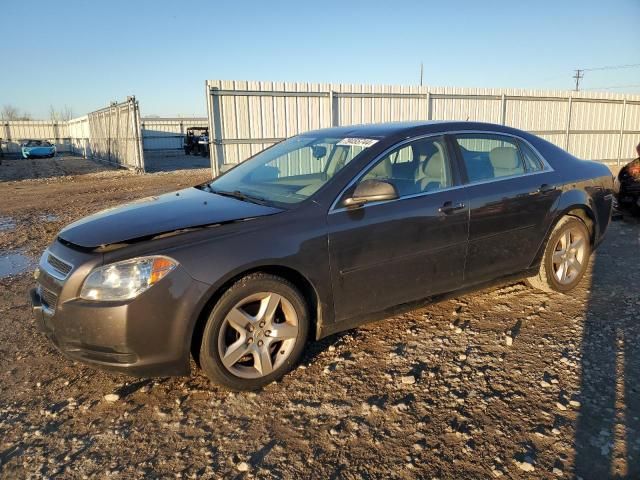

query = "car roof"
[303,121,524,139]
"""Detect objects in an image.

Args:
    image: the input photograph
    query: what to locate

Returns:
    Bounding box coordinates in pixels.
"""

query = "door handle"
[439,201,466,214]
[531,184,556,195]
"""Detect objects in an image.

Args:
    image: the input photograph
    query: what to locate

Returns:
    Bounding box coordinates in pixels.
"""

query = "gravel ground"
[0,155,639,479]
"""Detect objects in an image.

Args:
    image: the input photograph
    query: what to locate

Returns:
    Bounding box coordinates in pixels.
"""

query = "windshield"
[25,140,51,147]
[207,134,379,206]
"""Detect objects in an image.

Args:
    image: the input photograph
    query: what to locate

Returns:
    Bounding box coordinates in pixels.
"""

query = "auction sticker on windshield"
[337,138,379,147]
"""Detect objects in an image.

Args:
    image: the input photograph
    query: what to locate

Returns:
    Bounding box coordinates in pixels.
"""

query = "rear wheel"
[199,273,309,391]
[527,216,591,293]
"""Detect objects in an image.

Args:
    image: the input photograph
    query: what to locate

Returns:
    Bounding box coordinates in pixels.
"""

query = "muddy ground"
[0,155,639,479]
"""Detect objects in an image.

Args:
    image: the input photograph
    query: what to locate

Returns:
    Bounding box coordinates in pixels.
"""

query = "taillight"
[628,165,640,176]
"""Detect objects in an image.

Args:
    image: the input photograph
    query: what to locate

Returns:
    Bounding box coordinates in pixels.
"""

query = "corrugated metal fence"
[1,115,203,159]
[1,100,207,171]
[66,115,91,157]
[205,80,640,176]
[86,97,144,170]
[1,120,73,154]
[1,97,145,170]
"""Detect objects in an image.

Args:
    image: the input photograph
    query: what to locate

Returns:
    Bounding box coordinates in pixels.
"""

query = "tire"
[527,216,591,293]
[199,273,310,391]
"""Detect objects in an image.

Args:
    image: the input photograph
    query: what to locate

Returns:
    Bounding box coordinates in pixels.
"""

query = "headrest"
[413,141,438,161]
[422,152,444,177]
[490,147,519,170]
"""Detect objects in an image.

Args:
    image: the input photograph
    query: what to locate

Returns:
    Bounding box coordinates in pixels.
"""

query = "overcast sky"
[2,0,639,119]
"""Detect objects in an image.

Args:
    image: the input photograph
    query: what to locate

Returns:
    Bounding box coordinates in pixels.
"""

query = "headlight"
[80,256,177,301]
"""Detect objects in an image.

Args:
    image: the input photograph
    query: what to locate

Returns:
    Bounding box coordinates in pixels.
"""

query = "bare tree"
[1,104,32,121]
[49,105,74,122]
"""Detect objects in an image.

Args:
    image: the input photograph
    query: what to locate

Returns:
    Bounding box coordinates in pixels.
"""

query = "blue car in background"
[21,140,56,159]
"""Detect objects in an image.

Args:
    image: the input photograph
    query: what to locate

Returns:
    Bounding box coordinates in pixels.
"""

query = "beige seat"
[416,152,446,192]
[413,140,448,192]
[489,147,524,177]
[365,156,392,180]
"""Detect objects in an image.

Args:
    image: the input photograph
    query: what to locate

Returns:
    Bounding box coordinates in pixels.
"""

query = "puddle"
[40,214,59,222]
[0,251,36,278]
[0,217,16,231]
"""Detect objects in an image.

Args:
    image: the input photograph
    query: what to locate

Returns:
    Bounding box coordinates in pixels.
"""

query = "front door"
[327,135,469,322]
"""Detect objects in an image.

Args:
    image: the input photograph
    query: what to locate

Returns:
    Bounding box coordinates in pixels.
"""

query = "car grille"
[39,286,59,312]
[47,253,73,279]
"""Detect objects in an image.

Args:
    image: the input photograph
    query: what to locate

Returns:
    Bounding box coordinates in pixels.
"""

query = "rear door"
[327,135,469,321]
[451,133,561,284]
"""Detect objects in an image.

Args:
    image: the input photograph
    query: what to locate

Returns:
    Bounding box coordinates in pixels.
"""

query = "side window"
[360,136,453,197]
[454,134,525,182]
[519,141,544,172]
[390,145,413,164]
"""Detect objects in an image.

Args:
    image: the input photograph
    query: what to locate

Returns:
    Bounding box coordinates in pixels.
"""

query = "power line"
[582,63,640,72]
[583,84,640,91]
[571,62,640,91]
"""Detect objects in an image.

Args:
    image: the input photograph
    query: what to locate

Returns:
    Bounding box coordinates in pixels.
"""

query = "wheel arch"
[189,264,322,364]
[530,194,597,269]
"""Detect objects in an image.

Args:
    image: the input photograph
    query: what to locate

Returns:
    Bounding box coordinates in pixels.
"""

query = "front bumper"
[31,256,210,377]
[617,182,640,202]
[22,148,55,158]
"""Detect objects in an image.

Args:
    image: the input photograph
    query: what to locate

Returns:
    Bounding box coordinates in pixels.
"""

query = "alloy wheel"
[551,227,587,285]
[217,292,299,379]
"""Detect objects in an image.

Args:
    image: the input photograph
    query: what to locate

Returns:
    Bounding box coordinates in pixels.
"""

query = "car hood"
[58,187,283,249]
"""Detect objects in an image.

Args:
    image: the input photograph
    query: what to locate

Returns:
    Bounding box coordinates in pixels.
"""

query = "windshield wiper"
[211,189,270,206]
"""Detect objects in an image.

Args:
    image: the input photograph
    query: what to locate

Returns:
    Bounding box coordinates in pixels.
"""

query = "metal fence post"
[107,107,112,164]
[208,85,224,177]
[116,103,122,165]
[426,91,432,120]
[616,99,627,166]
[565,95,573,151]
[132,98,145,172]
[328,90,334,127]
[330,90,339,126]
[500,94,507,125]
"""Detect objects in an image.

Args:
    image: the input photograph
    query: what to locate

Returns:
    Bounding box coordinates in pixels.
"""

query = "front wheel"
[199,273,309,391]
[527,216,591,293]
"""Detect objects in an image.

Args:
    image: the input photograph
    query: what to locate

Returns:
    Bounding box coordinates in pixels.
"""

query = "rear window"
[519,141,544,172]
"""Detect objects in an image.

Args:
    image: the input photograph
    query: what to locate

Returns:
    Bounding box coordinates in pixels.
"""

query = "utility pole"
[420,62,424,87]
[573,69,584,91]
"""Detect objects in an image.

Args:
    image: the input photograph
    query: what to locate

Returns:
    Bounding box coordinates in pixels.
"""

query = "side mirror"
[343,179,398,208]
